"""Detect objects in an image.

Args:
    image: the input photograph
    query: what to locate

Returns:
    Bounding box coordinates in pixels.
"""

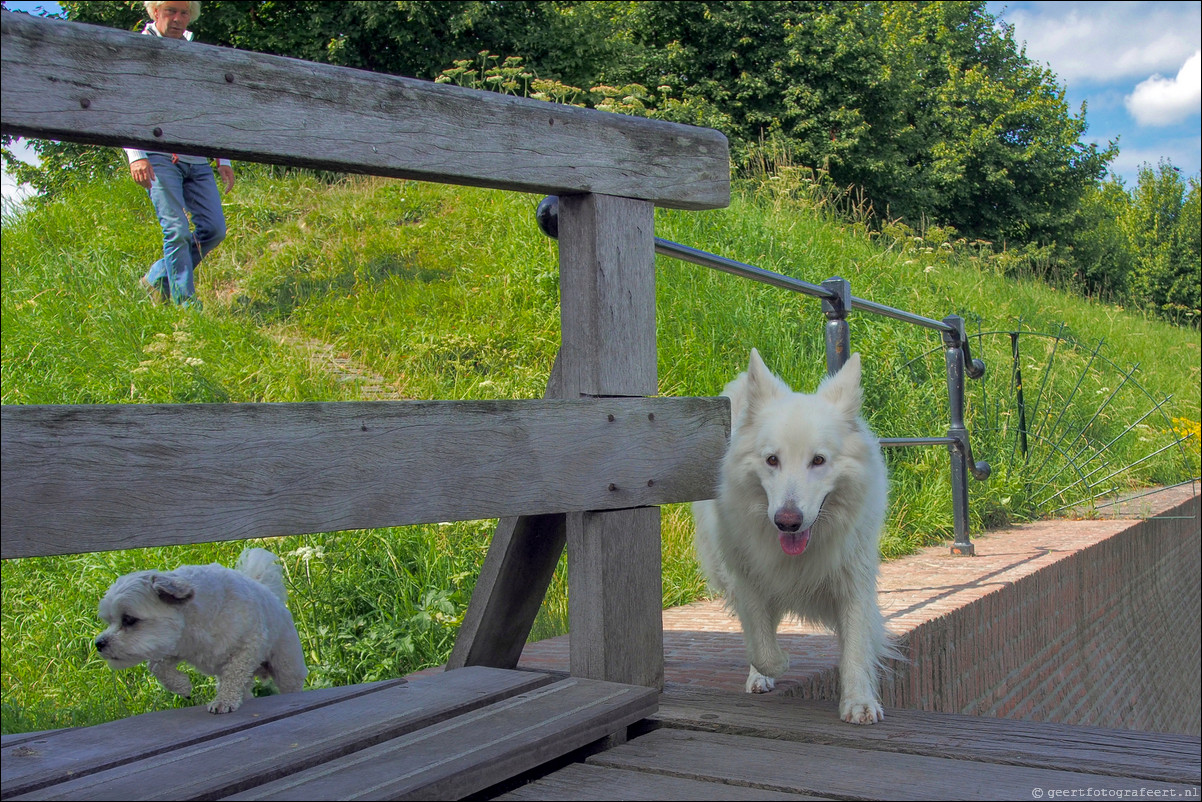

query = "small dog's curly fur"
[95,547,307,713]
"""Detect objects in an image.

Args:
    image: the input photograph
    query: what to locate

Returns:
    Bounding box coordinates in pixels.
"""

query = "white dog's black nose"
[774,508,803,532]
[95,635,108,652]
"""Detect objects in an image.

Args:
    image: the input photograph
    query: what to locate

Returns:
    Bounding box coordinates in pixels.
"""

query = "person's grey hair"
[145,1,201,21]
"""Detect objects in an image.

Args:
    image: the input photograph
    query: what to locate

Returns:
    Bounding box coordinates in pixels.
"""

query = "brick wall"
[796,494,1201,735]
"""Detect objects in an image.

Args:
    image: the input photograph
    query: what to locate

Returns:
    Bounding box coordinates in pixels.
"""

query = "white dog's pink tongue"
[779,528,811,555]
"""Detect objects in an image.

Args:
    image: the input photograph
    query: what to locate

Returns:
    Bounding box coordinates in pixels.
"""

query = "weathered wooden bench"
[2,667,660,800]
[1,10,729,798]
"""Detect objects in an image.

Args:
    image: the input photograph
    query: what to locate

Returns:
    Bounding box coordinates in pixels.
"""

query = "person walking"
[126,1,234,308]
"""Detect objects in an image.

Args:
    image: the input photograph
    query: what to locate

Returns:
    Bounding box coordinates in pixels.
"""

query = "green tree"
[620,1,1112,246]
[1068,176,1136,301]
[3,0,1123,291]
[1125,162,1201,324]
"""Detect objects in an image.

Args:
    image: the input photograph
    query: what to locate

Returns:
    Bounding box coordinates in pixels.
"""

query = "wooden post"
[558,193,663,689]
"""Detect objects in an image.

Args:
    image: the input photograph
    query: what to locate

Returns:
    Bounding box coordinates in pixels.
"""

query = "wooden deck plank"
[7,669,550,801]
[494,762,823,800]
[654,689,1201,784]
[224,677,658,801]
[589,728,1199,801]
[0,679,405,798]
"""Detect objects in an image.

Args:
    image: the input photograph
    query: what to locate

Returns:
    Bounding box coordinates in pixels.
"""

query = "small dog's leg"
[208,677,251,714]
[268,655,308,695]
[209,651,261,713]
[148,660,192,698]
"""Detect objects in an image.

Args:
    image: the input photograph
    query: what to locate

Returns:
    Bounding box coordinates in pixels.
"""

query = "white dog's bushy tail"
[235,548,288,606]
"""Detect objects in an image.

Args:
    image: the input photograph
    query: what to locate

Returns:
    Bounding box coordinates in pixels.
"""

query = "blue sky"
[987,1,1201,185]
[3,0,1200,204]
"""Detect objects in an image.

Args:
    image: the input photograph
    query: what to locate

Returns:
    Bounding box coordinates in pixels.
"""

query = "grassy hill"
[2,167,1198,732]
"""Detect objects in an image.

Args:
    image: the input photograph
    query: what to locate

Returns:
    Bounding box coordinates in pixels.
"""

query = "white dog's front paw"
[745,666,776,694]
[840,697,883,725]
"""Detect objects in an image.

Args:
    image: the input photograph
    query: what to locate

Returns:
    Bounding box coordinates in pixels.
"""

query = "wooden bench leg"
[558,193,662,689]
[449,193,663,688]
[447,357,567,671]
[568,507,664,689]
[447,512,567,669]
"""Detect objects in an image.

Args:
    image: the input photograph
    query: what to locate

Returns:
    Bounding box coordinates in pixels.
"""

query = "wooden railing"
[0,11,732,690]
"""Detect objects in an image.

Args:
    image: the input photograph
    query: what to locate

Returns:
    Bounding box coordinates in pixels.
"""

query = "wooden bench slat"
[588,728,1200,801]
[7,668,551,801]
[654,690,1202,784]
[224,677,657,801]
[494,762,821,801]
[1,680,405,798]
[1,13,730,211]
[1,397,728,559]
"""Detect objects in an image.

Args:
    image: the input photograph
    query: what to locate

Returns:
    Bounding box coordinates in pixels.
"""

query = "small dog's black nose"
[774,508,803,532]
[95,636,107,652]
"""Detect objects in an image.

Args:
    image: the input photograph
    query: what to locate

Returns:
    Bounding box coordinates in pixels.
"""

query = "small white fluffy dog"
[693,349,898,724]
[95,547,307,713]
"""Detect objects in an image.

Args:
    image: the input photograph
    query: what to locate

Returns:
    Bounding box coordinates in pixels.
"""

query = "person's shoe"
[139,276,168,305]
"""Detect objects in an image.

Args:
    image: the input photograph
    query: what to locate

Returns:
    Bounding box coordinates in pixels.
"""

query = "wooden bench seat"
[1,667,657,801]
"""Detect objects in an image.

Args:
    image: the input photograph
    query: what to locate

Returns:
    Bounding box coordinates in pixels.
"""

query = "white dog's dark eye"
[766,455,779,467]
[121,615,140,628]
[811,454,826,467]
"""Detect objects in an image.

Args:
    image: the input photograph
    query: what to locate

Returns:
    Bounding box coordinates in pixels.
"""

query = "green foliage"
[1068,177,1137,300]
[56,0,634,87]
[1,136,124,202]
[1124,162,1201,325]
[1063,162,1201,325]
[35,0,1113,251]
[20,0,1186,325]
[622,1,1113,246]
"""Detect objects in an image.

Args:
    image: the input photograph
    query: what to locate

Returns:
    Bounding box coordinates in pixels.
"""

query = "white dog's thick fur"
[95,547,307,714]
[693,349,898,724]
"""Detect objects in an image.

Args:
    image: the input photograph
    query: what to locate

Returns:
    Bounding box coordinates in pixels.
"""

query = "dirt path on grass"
[275,331,408,400]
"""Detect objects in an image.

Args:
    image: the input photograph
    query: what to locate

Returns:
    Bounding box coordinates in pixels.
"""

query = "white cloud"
[1000,2,1201,85]
[1,139,40,213]
[1126,51,1202,126]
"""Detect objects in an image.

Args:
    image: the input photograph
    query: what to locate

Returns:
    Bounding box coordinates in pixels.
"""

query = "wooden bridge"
[4,661,1198,799]
[2,12,1198,800]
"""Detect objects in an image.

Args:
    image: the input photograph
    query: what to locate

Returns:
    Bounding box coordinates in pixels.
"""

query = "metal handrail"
[537,195,991,554]
[654,238,954,334]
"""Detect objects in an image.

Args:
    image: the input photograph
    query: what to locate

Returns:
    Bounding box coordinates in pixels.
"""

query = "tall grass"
[2,168,1198,733]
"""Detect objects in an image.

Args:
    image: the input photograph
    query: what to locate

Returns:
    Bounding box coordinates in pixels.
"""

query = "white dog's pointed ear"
[151,573,195,605]
[818,352,863,419]
[745,348,790,411]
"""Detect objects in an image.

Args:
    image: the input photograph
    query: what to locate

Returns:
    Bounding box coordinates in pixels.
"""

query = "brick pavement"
[414,483,1199,723]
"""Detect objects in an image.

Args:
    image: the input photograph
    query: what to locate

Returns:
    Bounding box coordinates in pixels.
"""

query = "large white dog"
[95,547,307,714]
[693,349,897,724]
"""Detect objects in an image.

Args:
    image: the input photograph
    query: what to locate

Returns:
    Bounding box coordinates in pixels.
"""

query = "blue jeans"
[143,154,226,305]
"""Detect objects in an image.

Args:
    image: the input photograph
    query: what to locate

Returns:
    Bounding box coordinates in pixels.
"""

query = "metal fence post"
[822,277,852,375]
[943,315,991,555]
[1010,331,1029,462]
